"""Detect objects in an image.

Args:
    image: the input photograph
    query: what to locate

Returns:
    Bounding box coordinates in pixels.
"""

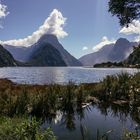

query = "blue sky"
[0,0,139,58]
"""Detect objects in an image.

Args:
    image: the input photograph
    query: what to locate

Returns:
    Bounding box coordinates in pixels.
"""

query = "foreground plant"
[0,117,56,140]
[123,129,140,140]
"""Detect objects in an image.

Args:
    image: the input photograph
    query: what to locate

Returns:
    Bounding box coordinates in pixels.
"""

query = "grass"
[91,72,140,104]
[0,72,140,117]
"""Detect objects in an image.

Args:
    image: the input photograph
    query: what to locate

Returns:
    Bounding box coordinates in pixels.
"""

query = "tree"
[108,0,140,26]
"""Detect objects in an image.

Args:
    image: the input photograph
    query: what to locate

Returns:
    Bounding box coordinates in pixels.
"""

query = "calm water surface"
[42,104,140,140]
[0,67,139,84]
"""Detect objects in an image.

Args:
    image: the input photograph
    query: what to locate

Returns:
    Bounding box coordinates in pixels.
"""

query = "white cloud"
[120,20,140,42]
[2,9,68,47]
[120,20,140,35]
[0,3,9,28]
[92,36,116,52]
[0,3,9,18]
[82,46,88,51]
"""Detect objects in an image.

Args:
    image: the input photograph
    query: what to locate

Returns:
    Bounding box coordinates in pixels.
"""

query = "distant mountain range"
[3,34,82,66]
[79,38,138,66]
[0,36,139,67]
[94,44,140,68]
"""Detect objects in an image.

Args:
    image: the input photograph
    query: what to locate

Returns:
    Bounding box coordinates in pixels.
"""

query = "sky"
[0,0,139,58]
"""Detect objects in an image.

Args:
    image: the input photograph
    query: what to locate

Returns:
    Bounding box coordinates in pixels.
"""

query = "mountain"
[0,45,17,67]
[27,43,66,66]
[4,34,82,66]
[108,38,136,62]
[29,34,82,66]
[94,44,140,68]
[79,38,137,66]
[79,44,114,66]
[125,44,140,65]
[3,45,31,62]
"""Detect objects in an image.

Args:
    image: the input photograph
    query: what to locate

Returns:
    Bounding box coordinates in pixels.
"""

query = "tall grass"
[0,72,140,117]
[91,72,140,104]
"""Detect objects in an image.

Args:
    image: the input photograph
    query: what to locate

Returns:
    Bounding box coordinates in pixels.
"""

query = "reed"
[0,72,140,117]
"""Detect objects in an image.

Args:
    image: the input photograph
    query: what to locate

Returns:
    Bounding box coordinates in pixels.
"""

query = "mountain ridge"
[3,34,82,66]
[79,38,137,66]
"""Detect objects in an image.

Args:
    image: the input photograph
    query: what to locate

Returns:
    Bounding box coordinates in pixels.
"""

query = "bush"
[0,117,56,140]
[123,129,140,140]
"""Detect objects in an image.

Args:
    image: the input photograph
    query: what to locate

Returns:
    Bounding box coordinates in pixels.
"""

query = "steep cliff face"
[28,43,66,66]
[33,34,82,66]
[0,45,17,67]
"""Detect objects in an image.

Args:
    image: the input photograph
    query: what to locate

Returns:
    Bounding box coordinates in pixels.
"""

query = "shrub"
[0,117,56,140]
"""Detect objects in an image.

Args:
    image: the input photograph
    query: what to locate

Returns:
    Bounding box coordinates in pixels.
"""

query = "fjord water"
[0,67,139,85]
[43,104,140,140]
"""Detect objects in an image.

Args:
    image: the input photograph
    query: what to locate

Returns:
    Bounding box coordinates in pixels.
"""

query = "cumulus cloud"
[120,20,140,42]
[82,46,88,51]
[92,36,116,52]
[2,9,68,47]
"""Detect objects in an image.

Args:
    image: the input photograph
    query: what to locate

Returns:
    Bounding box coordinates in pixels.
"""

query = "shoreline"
[0,72,139,106]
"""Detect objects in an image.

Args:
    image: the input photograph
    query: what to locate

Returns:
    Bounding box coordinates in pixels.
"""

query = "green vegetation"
[123,129,140,140]
[94,62,124,68]
[108,0,140,26]
[0,117,56,140]
[125,44,140,66]
[0,45,17,67]
[92,72,140,105]
[0,72,140,139]
[0,80,88,118]
[0,72,139,115]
